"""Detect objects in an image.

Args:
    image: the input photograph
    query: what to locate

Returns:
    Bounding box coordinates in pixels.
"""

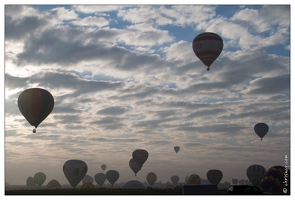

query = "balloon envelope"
[192,32,223,70]
[79,182,94,189]
[26,177,36,187]
[106,170,119,186]
[82,174,93,184]
[18,88,54,130]
[129,158,141,176]
[259,166,290,194]
[187,174,201,184]
[46,179,61,189]
[34,172,46,187]
[146,172,157,186]
[174,146,180,154]
[207,169,223,185]
[171,175,180,185]
[94,173,106,187]
[132,149,148,169]
[63,159,88,188]
[254,123,269,140]
[101,164,106,171]
[122,180,145,189]
[246,164,266,187]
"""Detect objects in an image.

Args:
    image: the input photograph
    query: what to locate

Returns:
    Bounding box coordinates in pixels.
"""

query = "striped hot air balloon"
[192,32,223,71]
[246,164,266,187]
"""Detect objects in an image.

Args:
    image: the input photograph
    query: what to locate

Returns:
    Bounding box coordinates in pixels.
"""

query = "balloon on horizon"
[171,175,180,185]
[63,159,88,188]
[101,164,107,171]
[129,158,141,176]
[82,174,94,184]
[17,88,54,133]
[26,177,36,188]
[146,172,157,186]
[34,172,46,187]
[46,179,61,189]
[254,123,269,140]
[246,164,266,187]
[106,170,120,186]
[192,32,223,71]
[207,169,223,185]
[94,173,106,187]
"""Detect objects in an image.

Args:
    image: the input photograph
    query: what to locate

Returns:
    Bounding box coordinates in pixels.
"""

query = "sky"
[3,2,291,187]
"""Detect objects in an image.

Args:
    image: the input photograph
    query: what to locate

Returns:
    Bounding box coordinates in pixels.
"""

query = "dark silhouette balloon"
[174,146,180,154]
[34,172,46,187]
[146,172,157,186]
[129,158,141,176]
[171,175,180,185]
[246,164,266,187]
[94,173,106,187]
[63,159,88,188]
[207,169,223,185]
[101,164,106,171]
[106,170,119,186]
[46,179,61,189]
[192,32,223,71]
[18,88,54,133]
[254,123,269,140]
[132,149,148,169]
[26,177,36,187]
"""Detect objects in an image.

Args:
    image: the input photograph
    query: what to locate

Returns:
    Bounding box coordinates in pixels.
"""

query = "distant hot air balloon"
[79,182,94,189]
[101,164,107,171]
[192,32,223,71]
[174,146,180,154]
[146,172,157,186]
[187,174,201,184]
[34,172,46,187]
[254,123,269,140]
[18,88,54,133]
[246,164,266,187]
[82,175,94,184]
[122,180,145,189]
[26,177,36,187]
[94,173,106,187]
[46,179,61,189]
[207,169,223,185]
[106,170,120,186]
[129,158,141,176]
[132,149,149,169]
[259,166,290,194]
[171,175,180,185]
[63,159,88,188]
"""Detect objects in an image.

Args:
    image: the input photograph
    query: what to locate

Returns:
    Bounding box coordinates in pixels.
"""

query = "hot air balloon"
[207,169,223,185]
[129,158,141,176]
[63,159,88,188]
[79,182,94,189]
[259,166,290,194]
[246,164,266,187]
[174,146,180,154]
[122,180,145,189]
[34,172,46,187]
[101,164,107,171]
[26,177,36,187]
[106,170,119,186]
[146,172,157,186]
[187,174,201,184]
[171,175,180,185]
[94,173,106,187]
[18,88,54,133]
[132,149,148,169]
[46,179,61,189]
[192,32,223,71]
[82,175,94,184]
[254,123,269,140]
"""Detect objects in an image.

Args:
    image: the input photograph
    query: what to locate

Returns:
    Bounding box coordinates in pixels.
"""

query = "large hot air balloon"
[259,166,290,194]
[63,159,88,188]
[26,177,36,187]
[207,169,223,185]
[129,158,141,176]
[146,172,157,186]
[171,175,180,185]
[101,164,107,171]
[174,146,180,154]
[46,179,61,189]
[122,180,145,189]
[246,164,266,187]
[106,170,119,186]
[254,123,269,140]
[34,172,46,187]
[94,173,106,187]
[192,32,223,71]
[82,175,94,184]
[187,174,201,184]
[18,88,54,133]
[132,149,148,169]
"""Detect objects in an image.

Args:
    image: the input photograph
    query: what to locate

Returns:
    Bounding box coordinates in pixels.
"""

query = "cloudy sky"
[4,3,290,186]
